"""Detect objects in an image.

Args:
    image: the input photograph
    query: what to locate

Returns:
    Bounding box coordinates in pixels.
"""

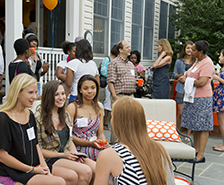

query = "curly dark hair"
[128,50,141,64]
[61,41,76,54]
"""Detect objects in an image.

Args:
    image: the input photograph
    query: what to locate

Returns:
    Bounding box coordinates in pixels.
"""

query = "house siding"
[77,0,176,66]
[79,0,94,36]
[124,0,132,43]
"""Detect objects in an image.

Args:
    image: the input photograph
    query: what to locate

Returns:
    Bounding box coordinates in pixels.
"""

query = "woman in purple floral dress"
[213,49,224,152]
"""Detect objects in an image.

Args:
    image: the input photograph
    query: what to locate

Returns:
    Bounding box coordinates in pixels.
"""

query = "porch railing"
[38,46,65,82]
[37,47,65,94]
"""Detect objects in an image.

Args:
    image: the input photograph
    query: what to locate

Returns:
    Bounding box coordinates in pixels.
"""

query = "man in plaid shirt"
[107,40,137,144]
[107,40,137,103]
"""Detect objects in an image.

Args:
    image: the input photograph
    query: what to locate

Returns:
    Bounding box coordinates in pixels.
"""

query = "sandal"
[185,137,190,142]
[213,144,223,149]
[103,124,109,130]
[213,145,224,152]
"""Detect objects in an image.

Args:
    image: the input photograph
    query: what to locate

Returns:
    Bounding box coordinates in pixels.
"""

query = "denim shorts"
[175,92,184,104]
[68,94,77,104]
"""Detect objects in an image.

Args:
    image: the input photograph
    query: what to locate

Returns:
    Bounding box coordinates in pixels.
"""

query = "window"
[131,0,143,52]
[93,0,124,56]
[143,0,154,59]
[159,1,175,39]
[168,5,175,39]
[111,0,124,49]
[131,0,154,60]
[93,0,109,55]
[159,1,168,39]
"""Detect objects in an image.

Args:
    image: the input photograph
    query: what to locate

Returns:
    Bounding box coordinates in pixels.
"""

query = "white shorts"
[103,85,112,111]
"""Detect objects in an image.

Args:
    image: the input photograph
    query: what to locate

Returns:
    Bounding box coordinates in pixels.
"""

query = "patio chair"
[135,98,196,181]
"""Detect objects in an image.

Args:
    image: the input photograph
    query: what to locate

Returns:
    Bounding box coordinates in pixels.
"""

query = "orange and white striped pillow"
[146,119,181,142]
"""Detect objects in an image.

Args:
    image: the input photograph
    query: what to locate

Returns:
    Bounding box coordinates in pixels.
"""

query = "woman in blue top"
[147,38,173,99]
[173,41,194,135]
[100,45,118,130]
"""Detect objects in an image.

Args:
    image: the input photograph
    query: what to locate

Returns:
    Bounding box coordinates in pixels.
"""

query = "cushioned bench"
[135,98,196,181]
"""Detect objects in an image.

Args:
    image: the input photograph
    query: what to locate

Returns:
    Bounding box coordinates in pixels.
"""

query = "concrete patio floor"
[104,127,224,185]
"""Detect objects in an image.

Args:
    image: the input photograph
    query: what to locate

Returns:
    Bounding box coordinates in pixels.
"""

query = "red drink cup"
[30,47,36,54]
[138,79,143,86]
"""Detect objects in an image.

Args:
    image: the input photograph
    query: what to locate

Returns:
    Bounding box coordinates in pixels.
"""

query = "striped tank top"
[111,143,147,185]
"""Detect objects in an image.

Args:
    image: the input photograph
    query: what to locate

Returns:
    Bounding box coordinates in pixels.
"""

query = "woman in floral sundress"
[66,75,109,161]
[213,49,224,152]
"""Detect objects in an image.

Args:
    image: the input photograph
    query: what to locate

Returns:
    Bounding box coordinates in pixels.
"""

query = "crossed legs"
[53,158,93,185]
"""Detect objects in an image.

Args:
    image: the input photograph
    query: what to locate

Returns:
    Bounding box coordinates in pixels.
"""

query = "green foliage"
[169,0,224,64]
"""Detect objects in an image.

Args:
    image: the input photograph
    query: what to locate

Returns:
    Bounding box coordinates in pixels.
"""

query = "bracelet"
[26,166,35,173]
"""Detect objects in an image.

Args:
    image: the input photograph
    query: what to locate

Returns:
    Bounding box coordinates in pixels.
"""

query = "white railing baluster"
[37,47,64,85]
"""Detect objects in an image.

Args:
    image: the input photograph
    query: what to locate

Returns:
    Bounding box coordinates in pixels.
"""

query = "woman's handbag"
[99,75,107,88]
[98,63,107,88]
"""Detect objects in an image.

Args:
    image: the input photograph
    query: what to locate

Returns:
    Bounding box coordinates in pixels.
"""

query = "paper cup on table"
[138,79,143,86]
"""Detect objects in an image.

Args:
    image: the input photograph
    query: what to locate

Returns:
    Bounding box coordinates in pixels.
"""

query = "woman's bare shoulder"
[97,147,119,165]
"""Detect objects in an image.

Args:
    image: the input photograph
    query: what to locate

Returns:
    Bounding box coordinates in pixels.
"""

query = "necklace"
[83,104,93,120]
[13,109,33,166]
[52,113,59,122]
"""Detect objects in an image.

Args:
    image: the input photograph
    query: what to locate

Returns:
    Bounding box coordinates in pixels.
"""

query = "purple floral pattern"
[213,71,224,113]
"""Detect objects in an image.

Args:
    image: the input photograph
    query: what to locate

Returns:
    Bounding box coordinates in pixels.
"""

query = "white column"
[5,0,23,94]
[66,0,80,41]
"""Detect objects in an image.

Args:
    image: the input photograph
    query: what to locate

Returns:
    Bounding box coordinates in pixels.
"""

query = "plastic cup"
[30,47,36,54]
[138,79,143,86]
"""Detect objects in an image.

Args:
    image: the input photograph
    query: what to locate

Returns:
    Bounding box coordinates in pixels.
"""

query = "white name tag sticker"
[77,117,88,128]
[69,126,72,137]
[130,69,135,76]
[27,127,35,141]
[191,67,198,73]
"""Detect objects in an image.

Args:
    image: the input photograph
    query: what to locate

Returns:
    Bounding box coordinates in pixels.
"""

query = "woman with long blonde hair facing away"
[147,38,173,99]
[66,75,108,161]
[0,74,75,185]
[34,80,95,185]
[94,97,175,185]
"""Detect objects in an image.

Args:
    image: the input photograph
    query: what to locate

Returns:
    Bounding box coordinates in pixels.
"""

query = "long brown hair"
[157,38,173,57]
[76,75,101,117]
[40,80,67,135]
[112,97,172,185]
[178,41,195,64]
[75,39,93,62]
[221,49,224,56]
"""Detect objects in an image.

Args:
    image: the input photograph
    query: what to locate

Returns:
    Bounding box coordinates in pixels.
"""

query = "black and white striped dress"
[111,143,147,185]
